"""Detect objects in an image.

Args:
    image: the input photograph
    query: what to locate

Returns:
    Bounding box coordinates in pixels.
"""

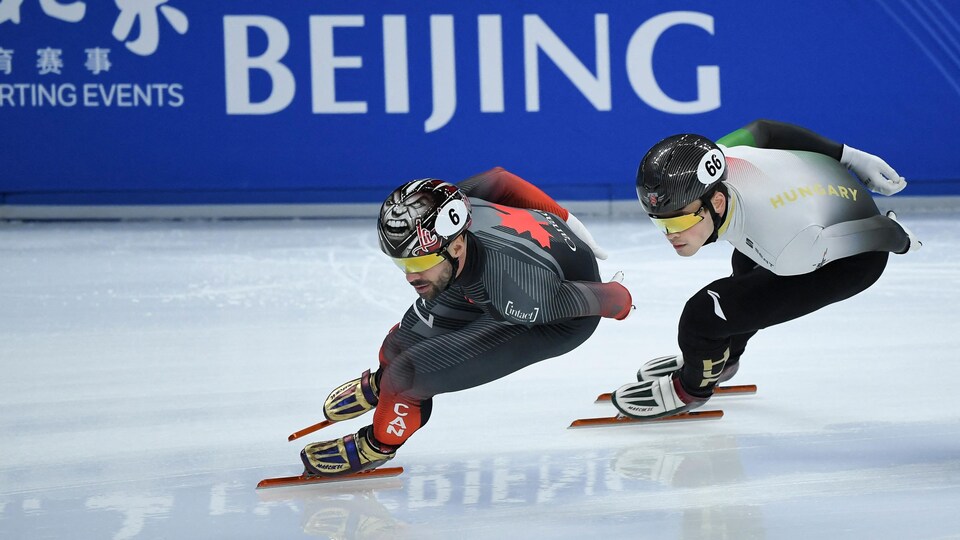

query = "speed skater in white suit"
[612,119,920,419]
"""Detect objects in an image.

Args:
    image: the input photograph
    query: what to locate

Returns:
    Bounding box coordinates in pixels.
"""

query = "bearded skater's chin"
[412,282,431,295]
[412,284,439,300]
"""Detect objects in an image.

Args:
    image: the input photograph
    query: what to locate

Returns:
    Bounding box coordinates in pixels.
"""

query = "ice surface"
[2,212,959,539]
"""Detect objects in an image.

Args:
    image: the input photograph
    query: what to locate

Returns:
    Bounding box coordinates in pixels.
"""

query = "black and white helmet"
[636,134,727,215]
[377,179,472,260]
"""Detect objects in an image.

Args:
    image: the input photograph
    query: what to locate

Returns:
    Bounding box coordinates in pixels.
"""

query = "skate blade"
[287,419,335,442]
[594,384,756,403]
[256,467,404,489]
[568,410,723,429]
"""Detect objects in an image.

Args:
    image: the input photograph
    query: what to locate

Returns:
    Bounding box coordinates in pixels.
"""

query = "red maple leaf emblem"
[491,203,553,248]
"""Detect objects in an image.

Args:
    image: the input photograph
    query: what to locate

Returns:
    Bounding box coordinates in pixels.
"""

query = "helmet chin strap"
[703,206,721,246]
[438,238,462,291]
[441,249,459,286]
[701,185,729,246]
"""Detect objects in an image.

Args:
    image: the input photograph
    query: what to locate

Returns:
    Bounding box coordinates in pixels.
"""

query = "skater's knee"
[679,291,729,342]
[379,324,402,367]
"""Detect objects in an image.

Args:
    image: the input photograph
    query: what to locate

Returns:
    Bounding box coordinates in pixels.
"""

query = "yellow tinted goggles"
[391,253,445,273]
[648,207,705,234]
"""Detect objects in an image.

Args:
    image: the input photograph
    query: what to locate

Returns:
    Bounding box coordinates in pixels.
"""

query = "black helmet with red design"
[636,133,727,215]
[377,179,472,272]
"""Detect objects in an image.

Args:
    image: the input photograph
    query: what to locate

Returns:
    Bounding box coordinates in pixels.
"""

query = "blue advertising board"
[1,1,959,210]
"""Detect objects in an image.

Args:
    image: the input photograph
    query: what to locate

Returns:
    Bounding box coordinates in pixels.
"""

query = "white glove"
[840,145,907,196]
[565,212,608,260]
[886,211,922,253]
[611,374,705,419]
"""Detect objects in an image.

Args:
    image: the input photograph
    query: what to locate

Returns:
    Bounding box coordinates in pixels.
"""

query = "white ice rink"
[2,209,959,539]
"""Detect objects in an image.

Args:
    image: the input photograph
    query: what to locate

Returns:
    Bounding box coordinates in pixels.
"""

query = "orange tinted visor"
[391,253,445,273]
[648,212,704,234]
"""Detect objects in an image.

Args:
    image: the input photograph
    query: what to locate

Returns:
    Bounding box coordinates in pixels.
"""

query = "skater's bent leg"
[371,315,599,446]
[677,251,888,395]
[409,315,600,397]
[371,393,433,448]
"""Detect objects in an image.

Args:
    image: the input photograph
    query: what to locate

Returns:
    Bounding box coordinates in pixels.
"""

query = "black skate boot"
[637,354,739,385]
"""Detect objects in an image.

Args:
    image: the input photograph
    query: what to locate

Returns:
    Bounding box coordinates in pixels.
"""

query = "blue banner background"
[1,1,959,206]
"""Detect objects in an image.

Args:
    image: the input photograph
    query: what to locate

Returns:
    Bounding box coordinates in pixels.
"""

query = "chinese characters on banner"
[1,0,188,74]
[0,0,187,107]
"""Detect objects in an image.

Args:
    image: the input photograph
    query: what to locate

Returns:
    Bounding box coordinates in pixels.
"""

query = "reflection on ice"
[256,423,960,539]
[3,420,960,539]
[85,494,174,540]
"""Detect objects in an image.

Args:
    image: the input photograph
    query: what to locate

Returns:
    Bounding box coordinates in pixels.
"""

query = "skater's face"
[405,258,453,300]
[654,192,725,257]
[401,234,466,301]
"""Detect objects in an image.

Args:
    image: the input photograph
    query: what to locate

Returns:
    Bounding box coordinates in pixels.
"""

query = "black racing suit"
[372,168,631,446]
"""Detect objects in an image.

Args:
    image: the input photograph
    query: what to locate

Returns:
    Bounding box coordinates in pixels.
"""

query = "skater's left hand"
[840,145,907,196]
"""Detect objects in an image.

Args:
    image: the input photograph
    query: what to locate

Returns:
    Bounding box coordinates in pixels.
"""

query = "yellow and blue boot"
[301,426,395,477]
[323,369,380,422]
